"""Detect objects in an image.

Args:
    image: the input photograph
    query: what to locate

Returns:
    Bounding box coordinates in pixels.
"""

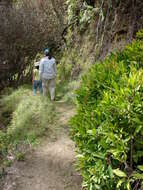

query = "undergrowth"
[0,87,55,166]
[70,31,143,189]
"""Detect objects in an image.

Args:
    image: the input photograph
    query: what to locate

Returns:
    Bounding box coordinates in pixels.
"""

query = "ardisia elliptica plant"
[70,30,143,190]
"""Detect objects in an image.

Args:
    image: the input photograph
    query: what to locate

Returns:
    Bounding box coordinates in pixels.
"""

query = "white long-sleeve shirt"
[39,57,56,80]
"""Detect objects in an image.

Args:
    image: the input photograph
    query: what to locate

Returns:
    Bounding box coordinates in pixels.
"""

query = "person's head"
[44,48,52,59]
[35,65,39,70]
[34,62,39,70]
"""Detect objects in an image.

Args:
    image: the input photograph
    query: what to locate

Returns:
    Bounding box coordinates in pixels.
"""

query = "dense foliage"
[70,32,143,189]
[0,0,65,89]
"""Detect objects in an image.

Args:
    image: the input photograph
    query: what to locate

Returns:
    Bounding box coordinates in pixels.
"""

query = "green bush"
[70,33,143,189]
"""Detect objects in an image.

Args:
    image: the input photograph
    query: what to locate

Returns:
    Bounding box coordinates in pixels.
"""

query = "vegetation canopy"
[0,0,65,89]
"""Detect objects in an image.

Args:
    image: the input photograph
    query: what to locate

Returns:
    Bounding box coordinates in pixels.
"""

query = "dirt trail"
[2,103,82,190]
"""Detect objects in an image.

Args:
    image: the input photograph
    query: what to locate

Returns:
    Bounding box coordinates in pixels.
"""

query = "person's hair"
[45,52,52,59]
[35,65,39,70]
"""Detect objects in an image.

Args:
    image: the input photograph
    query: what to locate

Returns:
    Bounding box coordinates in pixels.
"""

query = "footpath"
[2,102,82,190]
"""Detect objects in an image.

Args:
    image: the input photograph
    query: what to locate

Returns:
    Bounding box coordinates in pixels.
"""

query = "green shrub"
[70,33,143,189]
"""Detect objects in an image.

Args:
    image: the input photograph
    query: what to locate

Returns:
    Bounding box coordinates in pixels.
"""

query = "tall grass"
[0,87,55,161]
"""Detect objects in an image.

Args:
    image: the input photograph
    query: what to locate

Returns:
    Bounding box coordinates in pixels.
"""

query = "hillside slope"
[60,0,143,80]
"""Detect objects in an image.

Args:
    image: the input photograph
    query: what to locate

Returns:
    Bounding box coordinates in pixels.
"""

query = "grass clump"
[70,31,143,190]
[0,87,55,162]
[2,87,31,113]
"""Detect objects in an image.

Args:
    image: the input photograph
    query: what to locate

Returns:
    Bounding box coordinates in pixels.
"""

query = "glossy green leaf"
[127,181,131,190]
[113,169,127,177]
[132,172,143,179]
[137,165,143,171]
[108,165,113,179]
[117,179,125,188]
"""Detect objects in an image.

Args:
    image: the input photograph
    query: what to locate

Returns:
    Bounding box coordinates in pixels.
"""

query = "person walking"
[39,48,56,101]
[33,62,43,95]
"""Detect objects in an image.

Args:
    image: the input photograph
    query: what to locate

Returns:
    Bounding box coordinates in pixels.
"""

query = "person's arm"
[39,59,44,80]
[32,70,35,83]
[53,59,57,76]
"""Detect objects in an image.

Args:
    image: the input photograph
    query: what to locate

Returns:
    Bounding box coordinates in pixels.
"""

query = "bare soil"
[2,102,82,190]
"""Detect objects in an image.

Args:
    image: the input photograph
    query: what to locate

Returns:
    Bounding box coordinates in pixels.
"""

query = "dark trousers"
[33,80,43,95]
